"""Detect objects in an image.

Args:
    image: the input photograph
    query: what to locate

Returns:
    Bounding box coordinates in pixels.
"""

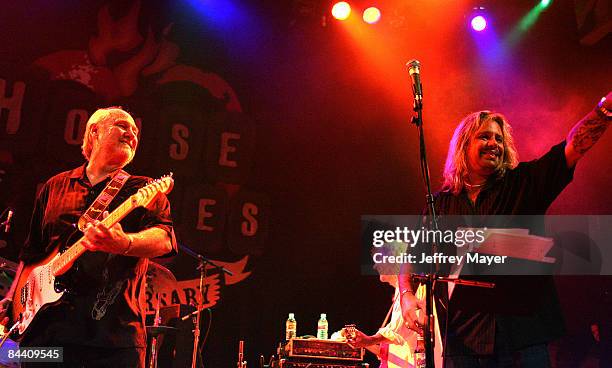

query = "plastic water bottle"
[286,313,297,340]
[415,334,426,368]
[317,313,328,339]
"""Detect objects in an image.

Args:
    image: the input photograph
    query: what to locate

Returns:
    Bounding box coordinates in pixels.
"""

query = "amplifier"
[278,359,368,368]
[284,339,364,361]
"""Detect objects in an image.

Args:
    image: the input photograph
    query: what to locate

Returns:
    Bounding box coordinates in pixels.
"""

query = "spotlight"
[363,7,381,24]
[540,0,552,8]
[471,15,487,31]
[332,2,351,20]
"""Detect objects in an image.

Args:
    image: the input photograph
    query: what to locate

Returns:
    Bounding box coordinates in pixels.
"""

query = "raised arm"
[565,92,612,168]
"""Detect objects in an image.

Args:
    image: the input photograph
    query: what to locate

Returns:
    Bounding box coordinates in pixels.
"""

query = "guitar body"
[11,247,64,340]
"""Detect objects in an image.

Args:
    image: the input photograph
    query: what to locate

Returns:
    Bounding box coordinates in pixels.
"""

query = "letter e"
[196,198,216,231]
[219,132,240,167]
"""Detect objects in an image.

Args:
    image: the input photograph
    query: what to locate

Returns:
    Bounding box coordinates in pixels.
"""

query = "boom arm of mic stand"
[178,243,234,276]
[413,274,496,289]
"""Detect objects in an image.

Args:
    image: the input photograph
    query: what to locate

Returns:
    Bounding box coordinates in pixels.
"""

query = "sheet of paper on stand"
[448,228,555,298]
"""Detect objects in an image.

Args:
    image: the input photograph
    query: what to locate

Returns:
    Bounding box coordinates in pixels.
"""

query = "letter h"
[0,79,26,134]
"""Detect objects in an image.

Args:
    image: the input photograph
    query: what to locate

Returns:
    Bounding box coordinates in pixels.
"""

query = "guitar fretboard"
[50,197,136,276]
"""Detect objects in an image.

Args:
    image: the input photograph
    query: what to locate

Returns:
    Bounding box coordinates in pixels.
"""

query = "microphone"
[406,59,423,104]
[4,209,13,233]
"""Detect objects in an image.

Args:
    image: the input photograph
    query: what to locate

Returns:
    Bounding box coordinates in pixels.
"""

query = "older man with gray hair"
[0,107,176,367]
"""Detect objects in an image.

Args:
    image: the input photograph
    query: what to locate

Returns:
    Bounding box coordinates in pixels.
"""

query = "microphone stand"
[0,208,12,233]
[178,244,233,368]
[406,63,494,368]
[409,74,438,368]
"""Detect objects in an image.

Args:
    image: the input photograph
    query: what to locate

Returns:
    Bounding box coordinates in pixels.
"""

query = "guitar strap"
[376,290,399,366]
[77,169,131,231]
[380,291,398,328]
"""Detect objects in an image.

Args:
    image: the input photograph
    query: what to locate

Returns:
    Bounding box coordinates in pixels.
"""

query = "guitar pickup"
[20,282,29,305]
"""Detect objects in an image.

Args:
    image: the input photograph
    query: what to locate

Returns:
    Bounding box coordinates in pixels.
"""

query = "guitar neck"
[50,198,137,276]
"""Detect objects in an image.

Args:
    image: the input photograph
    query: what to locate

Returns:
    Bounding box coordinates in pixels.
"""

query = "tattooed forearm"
[567,110,610,155]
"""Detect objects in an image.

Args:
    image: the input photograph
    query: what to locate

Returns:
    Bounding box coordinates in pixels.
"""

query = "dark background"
[0,0,610,366]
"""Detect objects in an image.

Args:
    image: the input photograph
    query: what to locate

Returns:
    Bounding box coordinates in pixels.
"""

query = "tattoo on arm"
[567,112,610,155]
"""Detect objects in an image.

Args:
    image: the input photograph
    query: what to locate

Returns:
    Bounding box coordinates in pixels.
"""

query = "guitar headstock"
[343,324,357,339]
[134,173,174,208]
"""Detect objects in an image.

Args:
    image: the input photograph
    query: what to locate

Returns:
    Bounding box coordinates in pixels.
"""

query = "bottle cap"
[288,313,295,319]
[320,313,326,318]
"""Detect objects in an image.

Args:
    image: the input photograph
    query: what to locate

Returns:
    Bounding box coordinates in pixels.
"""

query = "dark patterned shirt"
[19,164,176,348]
[433,141,574,356]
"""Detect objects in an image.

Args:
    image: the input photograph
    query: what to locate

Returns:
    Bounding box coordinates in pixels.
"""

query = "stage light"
[471,15,487,31]
[540,0,552,8]
[363,7,381,24]
[332,2,351,20]
[506,0,550,47]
